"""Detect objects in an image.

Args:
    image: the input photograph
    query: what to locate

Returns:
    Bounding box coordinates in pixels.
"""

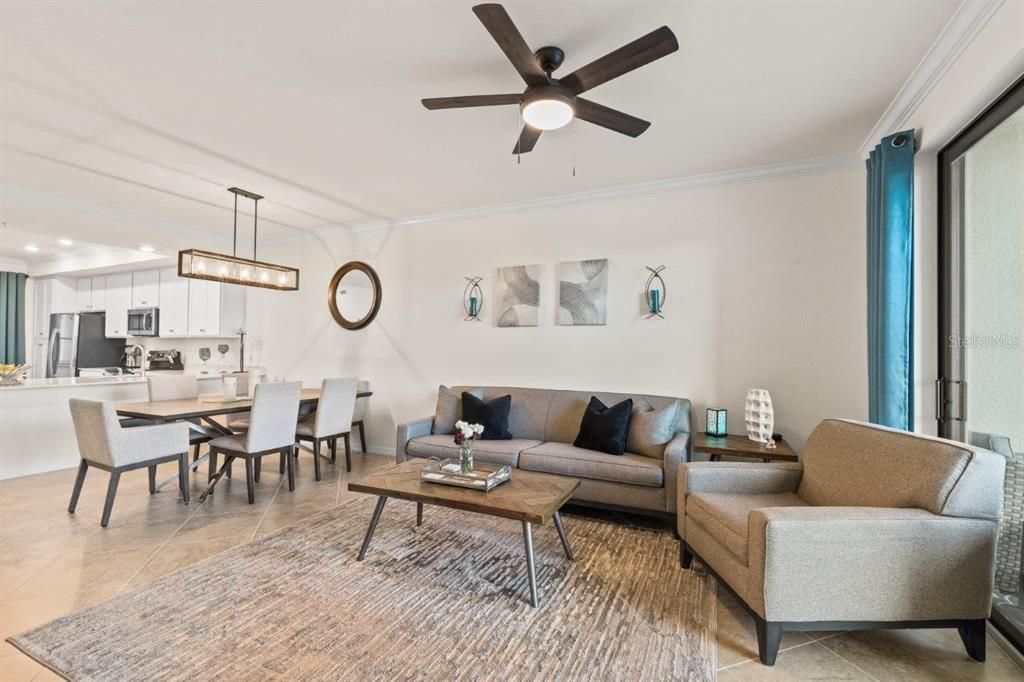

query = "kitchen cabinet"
[103,273,132,338]
[158,267,189,337]
[187,279,245,337]
[32,277,76,339]
[30,337,47,378]
[131,269,159,308]
[76,276,107,312]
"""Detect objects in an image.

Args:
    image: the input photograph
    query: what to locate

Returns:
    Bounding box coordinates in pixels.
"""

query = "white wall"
[246,166,867,453]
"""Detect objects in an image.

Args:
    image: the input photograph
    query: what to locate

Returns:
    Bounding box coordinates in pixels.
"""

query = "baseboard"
[987,621,1024,671]
[363,445,397,458]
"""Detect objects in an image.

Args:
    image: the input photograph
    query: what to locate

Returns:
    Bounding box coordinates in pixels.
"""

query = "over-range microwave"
[126,307,159,336]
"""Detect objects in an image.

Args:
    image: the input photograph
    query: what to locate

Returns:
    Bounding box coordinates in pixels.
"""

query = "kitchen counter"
[1,367,264,390]
[0,368,264,480]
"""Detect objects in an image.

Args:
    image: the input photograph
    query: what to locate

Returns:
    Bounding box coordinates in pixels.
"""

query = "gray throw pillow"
[627,400,680,458]
[432,385,483,434]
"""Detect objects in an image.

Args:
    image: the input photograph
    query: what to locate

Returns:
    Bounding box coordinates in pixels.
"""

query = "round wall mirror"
[328,261,382,330]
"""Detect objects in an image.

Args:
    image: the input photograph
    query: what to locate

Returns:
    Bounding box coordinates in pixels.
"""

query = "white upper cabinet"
[33,277,76,338]
[131,269,159,308]
[188,280,245,337]
[158,267,189,337]
[76,276,106,311]
[103,273,132,338]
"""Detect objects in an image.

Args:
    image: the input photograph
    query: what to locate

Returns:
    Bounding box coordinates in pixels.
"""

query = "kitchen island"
[0,372,245,480]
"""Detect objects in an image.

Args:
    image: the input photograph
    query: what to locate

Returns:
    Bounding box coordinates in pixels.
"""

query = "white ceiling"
[0,0,960,254]
[0,225,105,263]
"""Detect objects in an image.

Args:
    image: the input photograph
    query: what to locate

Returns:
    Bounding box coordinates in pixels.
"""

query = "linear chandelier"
[178,187,300,291]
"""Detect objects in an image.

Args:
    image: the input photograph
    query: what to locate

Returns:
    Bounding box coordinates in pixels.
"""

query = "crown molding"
[859,0,1006,156]
[291,152,862,242]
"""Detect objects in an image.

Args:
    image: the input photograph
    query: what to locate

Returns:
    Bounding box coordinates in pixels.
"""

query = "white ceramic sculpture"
[745,388,775,447]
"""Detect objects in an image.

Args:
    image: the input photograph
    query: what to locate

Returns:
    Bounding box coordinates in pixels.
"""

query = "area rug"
[9,497,717,680]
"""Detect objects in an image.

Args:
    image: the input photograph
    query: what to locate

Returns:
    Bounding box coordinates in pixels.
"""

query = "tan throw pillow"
[627,400,680,458]
[432,385,483,434]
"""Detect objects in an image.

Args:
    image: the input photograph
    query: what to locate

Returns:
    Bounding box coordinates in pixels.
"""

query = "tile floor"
[1,452,1022,681]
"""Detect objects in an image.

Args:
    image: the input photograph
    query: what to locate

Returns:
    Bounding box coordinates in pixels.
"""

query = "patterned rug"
[9,497,717,680]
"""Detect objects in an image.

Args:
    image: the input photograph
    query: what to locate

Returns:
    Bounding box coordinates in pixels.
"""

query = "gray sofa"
[396,385,692,517]
[678,419,1005,665]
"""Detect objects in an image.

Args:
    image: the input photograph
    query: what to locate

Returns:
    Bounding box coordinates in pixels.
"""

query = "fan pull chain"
[572,121,576,178]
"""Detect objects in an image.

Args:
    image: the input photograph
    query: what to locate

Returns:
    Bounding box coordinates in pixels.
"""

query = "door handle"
[48,328,59,376]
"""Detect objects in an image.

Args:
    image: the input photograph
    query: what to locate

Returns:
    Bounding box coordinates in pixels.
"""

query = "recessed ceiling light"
[24,244,39,252]
[139,245,155,253]
[58,238,73,246]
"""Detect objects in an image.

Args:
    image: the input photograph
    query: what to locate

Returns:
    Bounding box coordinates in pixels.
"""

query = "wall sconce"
[463,276,483,321]
[706,408,728,437]
[644,265,666,319]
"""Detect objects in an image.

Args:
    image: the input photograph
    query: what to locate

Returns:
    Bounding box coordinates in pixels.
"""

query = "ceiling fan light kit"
[422,3,678,154]
[178,187,300,292]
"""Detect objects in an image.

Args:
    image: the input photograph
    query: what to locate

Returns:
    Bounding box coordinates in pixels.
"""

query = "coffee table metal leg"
[553,512,574,561]
[522,521,539,608]
[357,496,388,561]
[416,502,423,526]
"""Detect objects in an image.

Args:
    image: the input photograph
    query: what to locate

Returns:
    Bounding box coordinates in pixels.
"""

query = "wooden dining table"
[116,388,372,501]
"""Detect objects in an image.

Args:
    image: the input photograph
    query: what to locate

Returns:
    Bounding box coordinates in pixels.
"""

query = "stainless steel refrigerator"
[46,312,126,378]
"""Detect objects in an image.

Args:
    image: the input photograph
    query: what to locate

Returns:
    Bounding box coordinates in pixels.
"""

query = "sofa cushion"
[432,385,482,435]
[462,393,513,440]
[627,400,681,458]
[519,442,664,487]
[574,396,633,455]
[406,435,541,467]
[686,492,807,564]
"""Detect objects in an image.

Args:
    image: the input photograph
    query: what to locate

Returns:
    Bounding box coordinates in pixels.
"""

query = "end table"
[693,432,798,463]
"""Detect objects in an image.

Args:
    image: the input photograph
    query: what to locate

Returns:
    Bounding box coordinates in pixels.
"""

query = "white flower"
[473,424,484,435]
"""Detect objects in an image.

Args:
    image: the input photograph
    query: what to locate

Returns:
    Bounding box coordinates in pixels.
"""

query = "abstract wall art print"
[558,259,608,326]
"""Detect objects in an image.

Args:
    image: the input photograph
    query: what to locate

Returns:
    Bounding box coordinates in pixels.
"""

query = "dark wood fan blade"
[559,26,678,95]
[422,94,522,110]
[575,98,650,137]
[473,4,547,86]
[512,125,542,154]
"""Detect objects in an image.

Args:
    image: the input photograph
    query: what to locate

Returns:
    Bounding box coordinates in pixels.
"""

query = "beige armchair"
[678,419,1005,666]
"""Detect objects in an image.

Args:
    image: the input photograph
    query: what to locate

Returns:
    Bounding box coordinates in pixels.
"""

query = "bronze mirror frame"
[327,261,382,330]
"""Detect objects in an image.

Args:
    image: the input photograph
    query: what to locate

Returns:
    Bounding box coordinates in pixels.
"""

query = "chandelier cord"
[232,192,238,258]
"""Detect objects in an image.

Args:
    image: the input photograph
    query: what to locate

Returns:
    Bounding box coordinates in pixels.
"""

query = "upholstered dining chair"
[147,375,211,463]
[67,399,191,527]
[206,381,302,504]
[294,377,358,479]
[225,371,251,433]
[352,379,370,453]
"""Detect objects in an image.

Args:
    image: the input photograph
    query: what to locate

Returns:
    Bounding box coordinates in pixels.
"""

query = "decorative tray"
[420,458,512,492]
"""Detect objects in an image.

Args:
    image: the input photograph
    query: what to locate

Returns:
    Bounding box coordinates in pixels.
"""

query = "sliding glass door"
[938,77,1023,651]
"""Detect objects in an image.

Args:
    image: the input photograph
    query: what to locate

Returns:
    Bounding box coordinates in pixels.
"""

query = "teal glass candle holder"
[706,408,728,437]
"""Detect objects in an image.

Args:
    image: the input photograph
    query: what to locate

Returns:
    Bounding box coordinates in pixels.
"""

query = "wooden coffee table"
[348,460,580,607]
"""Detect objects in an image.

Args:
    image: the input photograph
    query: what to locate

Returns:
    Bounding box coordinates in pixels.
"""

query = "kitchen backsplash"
[138,336,264,373]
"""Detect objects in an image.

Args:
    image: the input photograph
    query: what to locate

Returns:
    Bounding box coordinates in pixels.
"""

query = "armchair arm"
[115,422,191,465]
[677,461,803,537]
[747,506,998,622]
[663,433,690,513]
[395,416,434,462]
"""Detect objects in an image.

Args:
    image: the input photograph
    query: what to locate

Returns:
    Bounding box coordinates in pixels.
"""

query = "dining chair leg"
[330,437,337,463]
[148,465,157,494]
[244,457,256,504]
[101,470,121,527]
[344,433,352,472]
[209,450,218,483]
[178,452,190,504]
[68,460,89,513]
[192,443,201,463]
[226,460,232,479]
[313,438,322,481]
[285,447,296,491]
[357,422,367,454]
[254,456,262,482]
[279,450,286,474]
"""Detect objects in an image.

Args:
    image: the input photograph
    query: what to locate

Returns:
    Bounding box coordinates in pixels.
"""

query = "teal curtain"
[0,272,27,365]
[866,130,915,430]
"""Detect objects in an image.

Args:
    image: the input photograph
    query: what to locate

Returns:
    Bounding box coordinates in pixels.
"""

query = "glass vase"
[460,443,474,475]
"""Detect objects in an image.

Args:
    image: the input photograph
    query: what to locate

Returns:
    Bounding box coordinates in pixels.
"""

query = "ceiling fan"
[422,3,679,154]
